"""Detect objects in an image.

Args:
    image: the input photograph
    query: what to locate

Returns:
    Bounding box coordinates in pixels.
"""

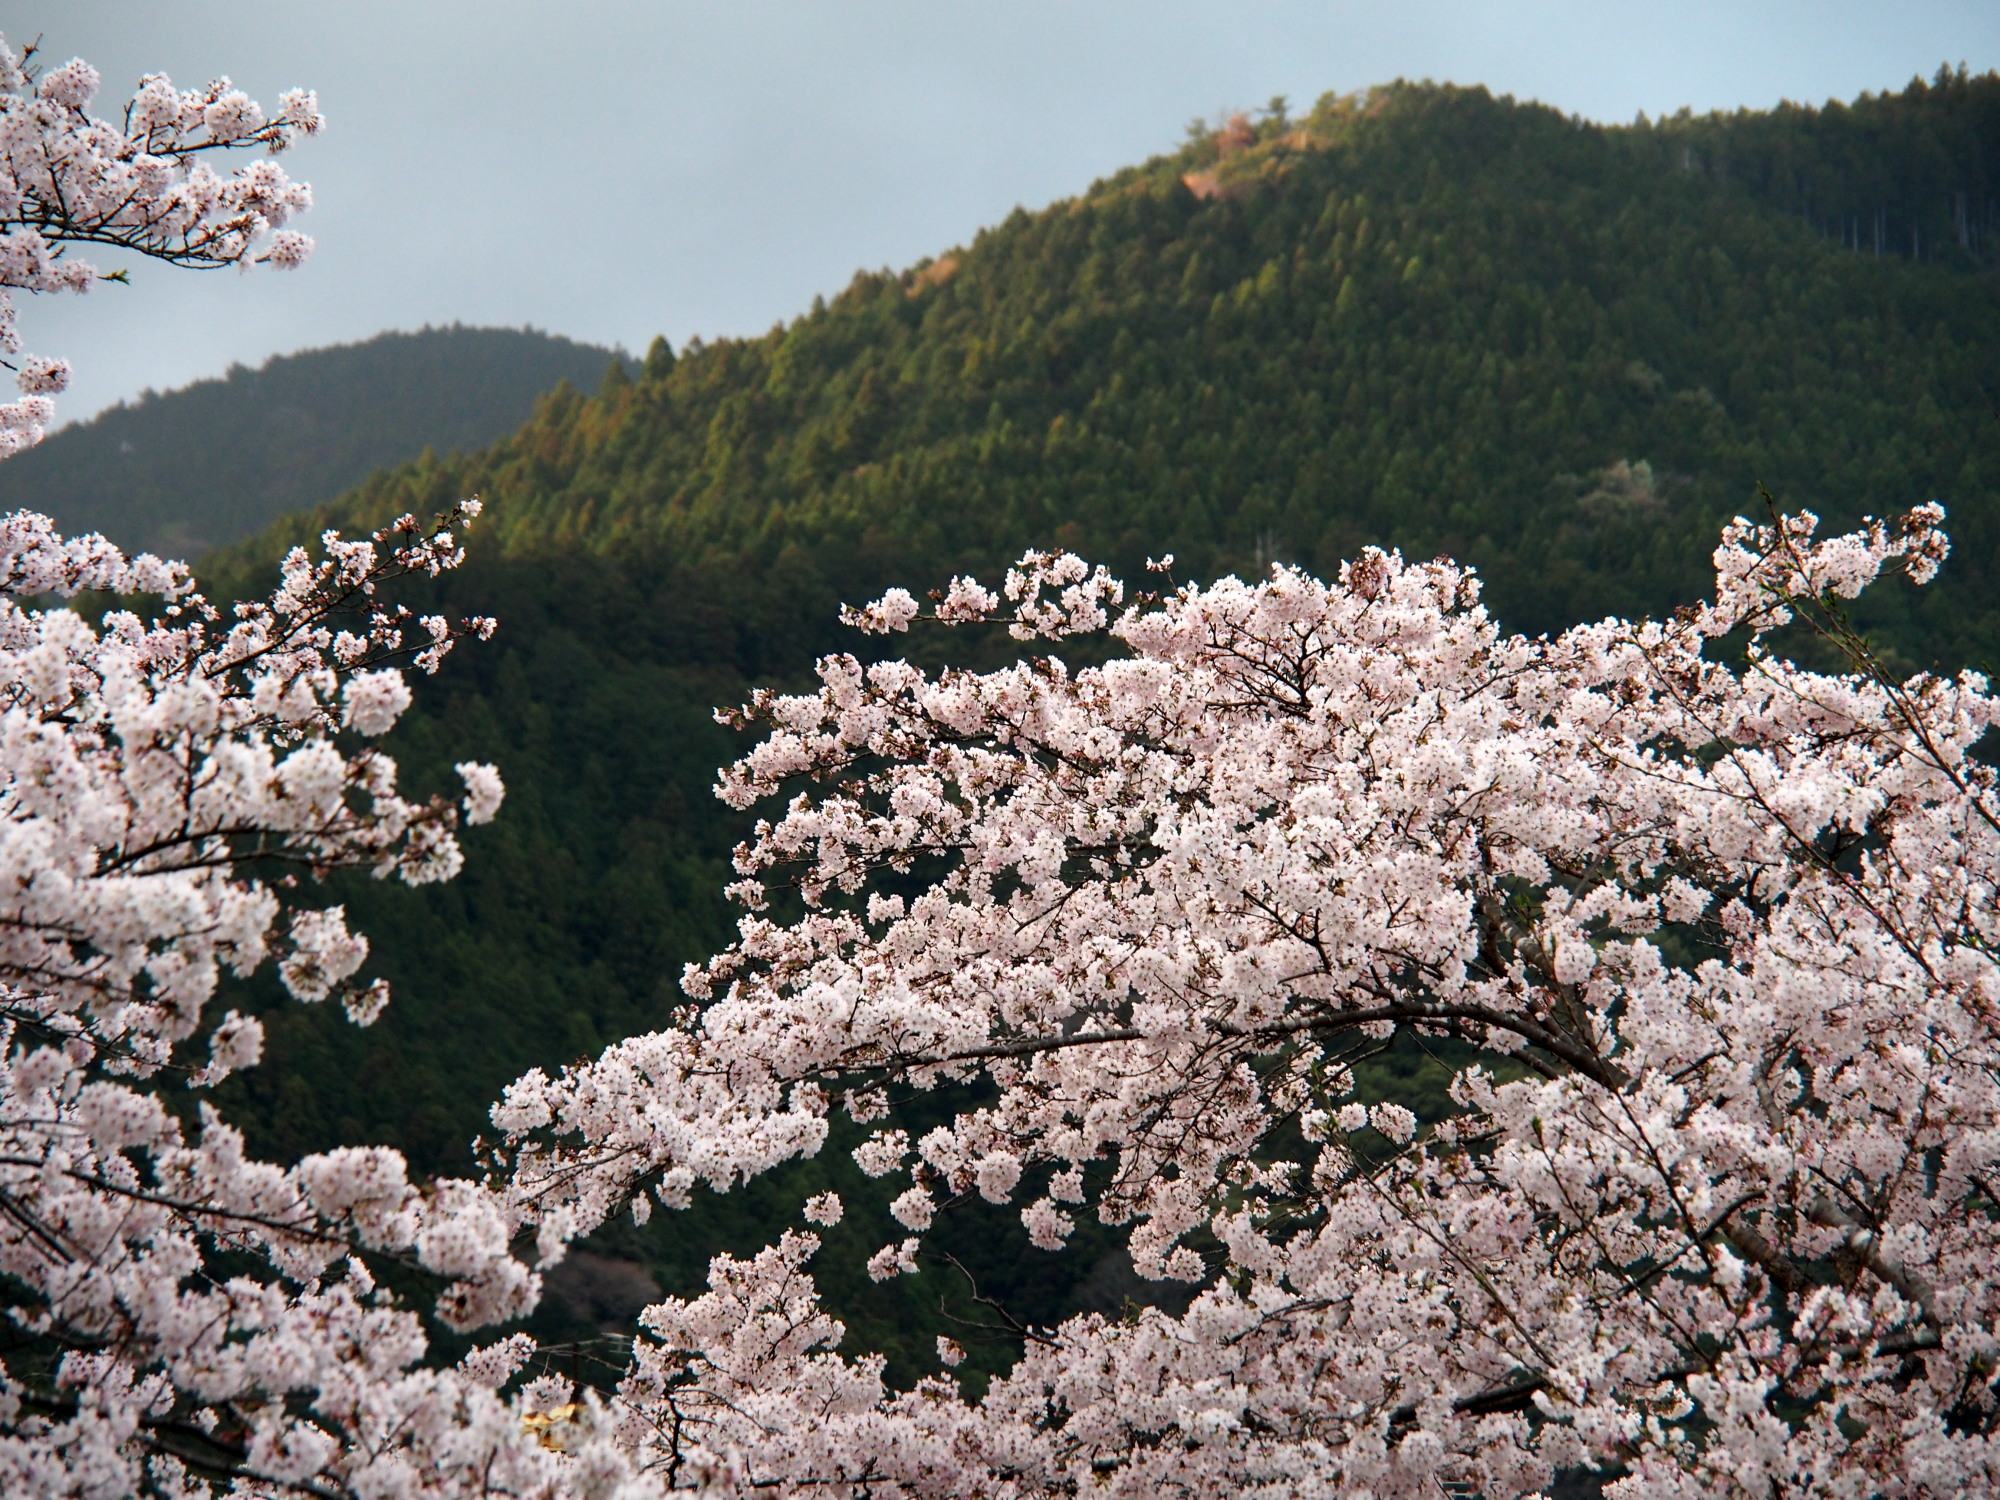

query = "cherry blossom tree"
[0,34,650,1499]
[498,504,2000,1497]
[0,499,573,1496]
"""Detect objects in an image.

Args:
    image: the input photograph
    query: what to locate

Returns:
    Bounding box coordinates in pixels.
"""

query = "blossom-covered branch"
[499,504,2000,1496]
[0,34,680,1500]
[0,497,587,1497]
[0,31,322,453]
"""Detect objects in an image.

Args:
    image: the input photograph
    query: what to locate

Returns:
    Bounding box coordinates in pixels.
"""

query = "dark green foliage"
[255,77,2000,661]
[0,325,633,558]
[193,76,2000,1387]
[1654,63,2000,272]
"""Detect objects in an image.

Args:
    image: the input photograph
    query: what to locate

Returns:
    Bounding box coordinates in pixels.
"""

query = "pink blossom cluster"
[497,503,2000,1496]
[0,500,505,1035]
[0,500,620,1498]
[0,33,321,451]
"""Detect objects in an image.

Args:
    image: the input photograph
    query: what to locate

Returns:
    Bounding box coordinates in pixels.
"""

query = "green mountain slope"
[0,325,631,558]
[271,71,2000,660]
[197,72,2000,1383]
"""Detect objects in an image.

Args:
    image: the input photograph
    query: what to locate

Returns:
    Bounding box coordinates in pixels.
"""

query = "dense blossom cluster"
[0,495,589,1496]
[0,32,320,451]
[497,504,2000,1497]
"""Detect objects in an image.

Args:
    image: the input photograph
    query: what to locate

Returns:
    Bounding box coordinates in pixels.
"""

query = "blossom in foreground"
[501,504,2000,1497]
[0,35,650,1500]
[0,498,598,1497]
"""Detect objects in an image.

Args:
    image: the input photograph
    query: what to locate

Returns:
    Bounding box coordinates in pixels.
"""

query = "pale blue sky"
[11,1,2000,422]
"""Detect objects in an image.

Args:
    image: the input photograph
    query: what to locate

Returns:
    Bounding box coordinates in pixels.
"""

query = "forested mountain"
[0,325,630,557]
[194,70,2000,1383]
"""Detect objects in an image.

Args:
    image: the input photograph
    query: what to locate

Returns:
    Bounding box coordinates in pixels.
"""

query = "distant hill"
[0,325,632,558]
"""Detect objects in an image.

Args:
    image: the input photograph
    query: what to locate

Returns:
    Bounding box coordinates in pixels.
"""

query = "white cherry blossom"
[0,497,579,1498]
[500,502,2000,1497]
[0,35,651,1500]
[0,33,321,450]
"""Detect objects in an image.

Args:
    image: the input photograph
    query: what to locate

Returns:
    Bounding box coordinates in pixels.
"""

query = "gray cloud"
[12,0,1999,421]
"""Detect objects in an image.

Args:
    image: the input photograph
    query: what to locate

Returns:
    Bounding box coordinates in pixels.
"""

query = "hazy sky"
[13,1,2000,423]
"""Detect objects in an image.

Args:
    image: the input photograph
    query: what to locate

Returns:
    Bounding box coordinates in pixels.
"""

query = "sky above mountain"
[15,0,2000,424]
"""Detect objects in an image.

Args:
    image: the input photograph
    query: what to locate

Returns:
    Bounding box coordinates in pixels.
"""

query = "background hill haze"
[0,325,631,558]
